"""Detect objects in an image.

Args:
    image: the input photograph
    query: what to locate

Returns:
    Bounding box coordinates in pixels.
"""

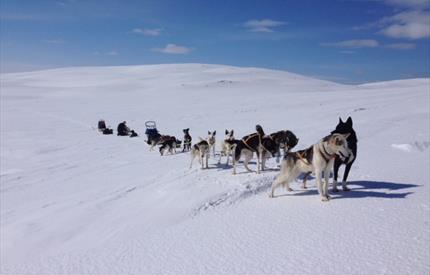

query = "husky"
[182,128,192,152]
[218,129,236,165]
[270,133,350,202]
[232,125,266,174]
[302,117,357,191]
[189,139,210,169]
[207,131,216,157]
[159,136,180,156]
[260,130,299,170]
[332,117,357,191]
[147,134,174,151]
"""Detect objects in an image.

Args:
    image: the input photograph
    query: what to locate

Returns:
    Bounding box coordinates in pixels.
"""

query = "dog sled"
[145,121,181,148]
[145,121,159,141]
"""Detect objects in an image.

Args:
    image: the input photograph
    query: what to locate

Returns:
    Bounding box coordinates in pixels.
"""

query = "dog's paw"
[342,186,350,191]
[321,196,330,202]
[332,187,339,192]
[301,185,307,189]
[287,187,293,192]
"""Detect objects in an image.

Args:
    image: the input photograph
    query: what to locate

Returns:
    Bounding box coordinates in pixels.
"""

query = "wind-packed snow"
[1,64,429,274]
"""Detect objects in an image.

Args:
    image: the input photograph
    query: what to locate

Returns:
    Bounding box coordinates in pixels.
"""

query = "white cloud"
[152,44,192,54]
[132,28,162,36]
[379,10,430,39]
[384,0,430,8]
[321,39,379,48]
[340,50,356,54]
[385,42,416,49]
[106,50,119,56]
[243,19,286,32]
[44,39,65,44]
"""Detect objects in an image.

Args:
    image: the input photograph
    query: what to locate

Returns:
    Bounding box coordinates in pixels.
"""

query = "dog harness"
[241,133,259,151]
[319,143,335,163]
[296,151,311,165]
[241,133,272,153]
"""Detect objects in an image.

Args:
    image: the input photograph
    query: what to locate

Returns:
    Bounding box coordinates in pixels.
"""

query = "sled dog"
[207,131,216,157]
[270,133,350,201]
[218,129,236,165]
[232,125,265,174]
[159,136,180,156]
[259,130,299,170]
[189,139,210,169]
[302,117,357,191]
[331,117,357,191]
[182,128,192,152]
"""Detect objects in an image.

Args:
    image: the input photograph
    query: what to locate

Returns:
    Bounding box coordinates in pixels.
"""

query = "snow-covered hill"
[1,64,429,274]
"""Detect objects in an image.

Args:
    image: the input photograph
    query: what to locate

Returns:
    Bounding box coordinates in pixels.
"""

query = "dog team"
[98,117,357,202]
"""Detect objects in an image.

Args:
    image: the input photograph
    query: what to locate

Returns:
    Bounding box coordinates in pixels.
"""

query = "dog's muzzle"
[338,150,348,161]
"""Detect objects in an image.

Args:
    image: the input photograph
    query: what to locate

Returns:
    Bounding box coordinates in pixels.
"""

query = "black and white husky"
[302,117,357,191]
[260,130,299,170]
[218,130,236,165]
[182,128,192,152]
[207,131,216,157]
[159,136,181,156]
[189,139,210,169]
[332,117,357,191]
[232,125,266,174]
[270,133,350,202]
[232,126,299,174]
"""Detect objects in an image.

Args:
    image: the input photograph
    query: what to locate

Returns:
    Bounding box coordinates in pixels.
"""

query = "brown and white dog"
[270,133,350,202]
[189,139,210,169]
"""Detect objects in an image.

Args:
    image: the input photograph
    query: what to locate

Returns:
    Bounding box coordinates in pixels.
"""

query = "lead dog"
[189,139,210,169]
[332,117,357,191]
[302,117,357,191]
[270,133,350,201]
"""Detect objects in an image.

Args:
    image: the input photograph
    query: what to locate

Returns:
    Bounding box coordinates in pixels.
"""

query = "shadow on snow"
[276,180,419,200]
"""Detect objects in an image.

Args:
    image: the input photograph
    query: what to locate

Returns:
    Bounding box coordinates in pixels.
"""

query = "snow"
[1,63,429,274]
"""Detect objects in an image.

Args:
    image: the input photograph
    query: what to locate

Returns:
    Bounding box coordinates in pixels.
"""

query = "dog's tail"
[256,124,265,137]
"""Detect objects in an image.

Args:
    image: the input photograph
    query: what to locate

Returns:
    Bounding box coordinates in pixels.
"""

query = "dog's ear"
[346,117,353,127]
[339,117,343,124]
[213,130,216,136]
[231,130,234,135]
[208,131,211,135]
[225,129,228,135]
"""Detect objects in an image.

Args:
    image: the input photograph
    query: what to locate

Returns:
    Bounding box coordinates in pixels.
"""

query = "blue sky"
[1,0,429,83]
